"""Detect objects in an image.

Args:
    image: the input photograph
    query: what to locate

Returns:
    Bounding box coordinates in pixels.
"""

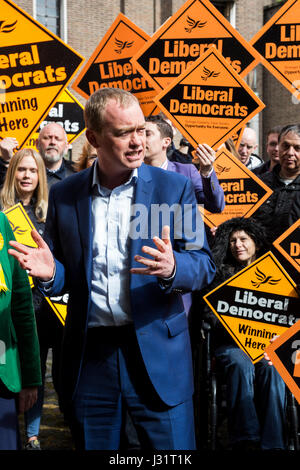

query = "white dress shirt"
[88,163,138,327]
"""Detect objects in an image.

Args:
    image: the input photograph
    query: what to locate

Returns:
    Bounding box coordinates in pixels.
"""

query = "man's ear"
[162,137,172,151]
[86,129,99,149]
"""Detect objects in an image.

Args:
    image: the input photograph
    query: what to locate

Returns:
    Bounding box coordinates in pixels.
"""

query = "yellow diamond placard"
[204,252,300,363]
[273,219,300,273]
[46,294,68,326]
[4,203,37,248]
[72,13,158,117]
[4,203,37,287]
[4,203,67,324]
[0,0,84,147]
[199,147,273,228]
[153,46,265,150]
[132,0,261,93]
[251,0,300,100]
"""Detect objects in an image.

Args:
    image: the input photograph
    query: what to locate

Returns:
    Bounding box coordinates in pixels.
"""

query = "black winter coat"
[252,164,300,243]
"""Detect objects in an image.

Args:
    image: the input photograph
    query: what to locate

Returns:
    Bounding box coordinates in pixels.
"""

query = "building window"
[212,1,235,26]
[33,0,67,40]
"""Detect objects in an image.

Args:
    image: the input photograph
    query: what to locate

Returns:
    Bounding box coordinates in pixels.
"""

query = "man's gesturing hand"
[8,229,55,281]
[131,225,175,279]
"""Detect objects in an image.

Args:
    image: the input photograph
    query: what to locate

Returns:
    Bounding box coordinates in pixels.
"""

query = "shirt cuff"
[37,265,56,291]
[200,167,214,178]
[158,265,176,289]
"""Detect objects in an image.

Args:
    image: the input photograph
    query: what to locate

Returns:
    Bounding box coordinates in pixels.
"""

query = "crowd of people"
[0,87,299,451]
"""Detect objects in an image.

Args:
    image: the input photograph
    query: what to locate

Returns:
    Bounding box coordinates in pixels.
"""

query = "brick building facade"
[10,0,295,161]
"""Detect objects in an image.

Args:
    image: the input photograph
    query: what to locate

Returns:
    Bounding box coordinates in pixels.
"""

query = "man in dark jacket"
[36,123,75,188]
[252,124,300,243]
[253,126,281,176]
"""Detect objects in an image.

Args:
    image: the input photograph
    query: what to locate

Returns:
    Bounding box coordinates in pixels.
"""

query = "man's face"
[278,131,300,177]
[145,122,166,163]
[266,133,279,164]
[87,99,146,175]
[238,130,257,165]
[37,123,68,165]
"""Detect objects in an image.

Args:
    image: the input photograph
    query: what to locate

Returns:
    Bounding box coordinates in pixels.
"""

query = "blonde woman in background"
[0,148,49,450]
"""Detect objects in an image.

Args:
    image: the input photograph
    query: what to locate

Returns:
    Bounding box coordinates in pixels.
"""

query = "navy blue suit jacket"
[42,163,216,407]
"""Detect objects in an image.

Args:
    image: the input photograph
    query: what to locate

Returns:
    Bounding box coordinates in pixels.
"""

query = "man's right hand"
[0,137,19,162]
[8,230,55,281]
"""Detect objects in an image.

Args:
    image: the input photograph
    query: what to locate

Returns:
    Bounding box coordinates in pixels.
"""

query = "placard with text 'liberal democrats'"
[4,203,67,325]
[199,148,273,228]
[0,0,84,148]
[273,219,300,273]
[131,0,261,93]
[24,89,85,149]
[153,47,265,150]
[204,252,300,363]
[266,320,300,404]
[251,0,300,100]
[72,13,158,117]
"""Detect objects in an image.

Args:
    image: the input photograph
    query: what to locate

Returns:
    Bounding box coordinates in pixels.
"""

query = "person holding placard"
[144,115,225,213]
[195,217,286,450]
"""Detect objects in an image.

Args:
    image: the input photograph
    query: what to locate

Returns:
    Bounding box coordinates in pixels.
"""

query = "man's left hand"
[196,143,215,176]
[131,225,175,278]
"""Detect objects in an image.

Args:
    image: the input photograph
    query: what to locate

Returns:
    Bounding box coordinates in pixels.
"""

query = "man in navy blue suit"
[9,88,216,450]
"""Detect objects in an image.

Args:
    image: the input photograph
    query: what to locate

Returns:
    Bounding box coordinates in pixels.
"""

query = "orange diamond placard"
[132,0,261,93]
[199,148,273,228]
[204,252,300,363]
[0,0,84,148]
[273,219,300,273]
[72,13,158,117]
[153,47,264,150]
[251,0,300,100]
[230,125,245,151]
[24,88,85,149]
[266,320,300,404]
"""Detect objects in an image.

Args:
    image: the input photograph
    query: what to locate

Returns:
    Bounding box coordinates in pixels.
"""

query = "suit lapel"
[129,163,153,275]
[75,168,93,288]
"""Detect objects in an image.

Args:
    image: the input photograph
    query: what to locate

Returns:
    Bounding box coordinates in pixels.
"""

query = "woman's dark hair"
[211,217,269,267]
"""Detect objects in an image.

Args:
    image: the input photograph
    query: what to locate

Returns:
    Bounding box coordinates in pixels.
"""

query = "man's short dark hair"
[266,125,282,139]
[145,115,173,140]
[278,124,300,142]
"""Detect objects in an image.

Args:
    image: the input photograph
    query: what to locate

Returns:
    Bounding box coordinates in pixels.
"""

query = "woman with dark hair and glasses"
[199,217,287,450]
